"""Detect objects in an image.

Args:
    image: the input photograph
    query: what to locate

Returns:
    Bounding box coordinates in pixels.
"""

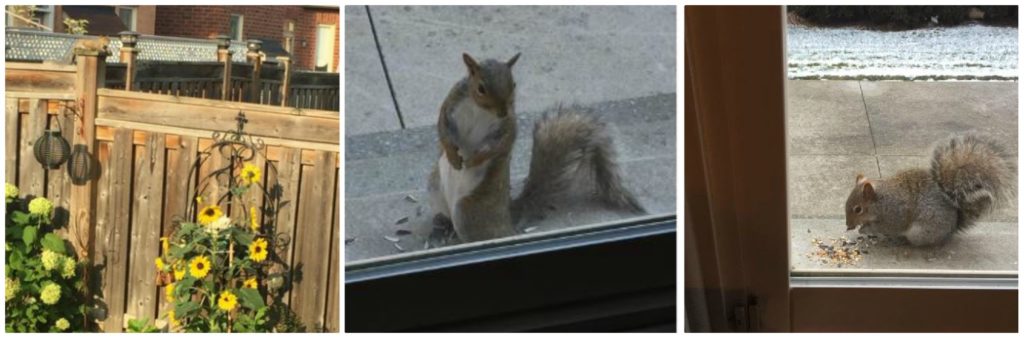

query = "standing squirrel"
[428,52,645,242]
[62,35,110,64]
[845,133,1014,246]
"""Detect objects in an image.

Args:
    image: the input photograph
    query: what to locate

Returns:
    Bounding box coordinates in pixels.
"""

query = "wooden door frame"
[684,5,1017,332]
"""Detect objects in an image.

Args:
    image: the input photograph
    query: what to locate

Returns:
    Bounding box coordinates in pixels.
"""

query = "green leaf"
[40,234,66,254]
[236,287,264,310]
[9,249,24,270]
[10,211,31,225]
[234,231,253,246]
[21,226,37,246]
[174,300,200,318]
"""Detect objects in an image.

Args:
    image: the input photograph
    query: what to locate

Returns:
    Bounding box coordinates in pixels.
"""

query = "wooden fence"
[5,49,339,332]
[102,34,338,111]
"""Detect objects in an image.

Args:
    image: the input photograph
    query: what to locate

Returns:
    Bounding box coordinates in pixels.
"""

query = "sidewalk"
[787,80,1018,272]
[344,6,677,262]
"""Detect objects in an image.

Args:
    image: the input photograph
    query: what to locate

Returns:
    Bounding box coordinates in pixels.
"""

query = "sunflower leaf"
[174,300,200,318]
[236,287,264,310]
[235,231,254,246]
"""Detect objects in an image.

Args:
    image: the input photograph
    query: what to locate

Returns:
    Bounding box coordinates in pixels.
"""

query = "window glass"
[229,14,243,41]
[344,5,676,263]
[117,7,136,31]
[315,24,334,72]
[786,6,1018,274]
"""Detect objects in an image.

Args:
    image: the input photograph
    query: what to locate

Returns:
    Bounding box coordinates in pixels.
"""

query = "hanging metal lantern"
[67,144,94,185]
[33,129,71,169]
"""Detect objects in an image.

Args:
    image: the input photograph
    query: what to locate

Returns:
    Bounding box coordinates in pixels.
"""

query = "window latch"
[731,295,760,331]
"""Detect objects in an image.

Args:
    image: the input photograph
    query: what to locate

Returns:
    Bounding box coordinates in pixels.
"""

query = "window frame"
[116,6,137,31]
[314,23,336,72]
[684,5,1017,332]
[345,214,677,332]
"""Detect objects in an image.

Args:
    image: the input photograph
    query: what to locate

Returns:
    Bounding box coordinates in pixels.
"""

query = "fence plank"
[6,99,19,185]
[266,148,301,306]
[46,109,74,242]
[290,150,338,331]
[18,99,48,198]
[99,129,134,332]
[324,168,340,332]
[158,135,198,316]
[126,132,167,321]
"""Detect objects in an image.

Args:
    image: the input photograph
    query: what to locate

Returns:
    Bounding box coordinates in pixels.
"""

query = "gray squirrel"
[845,132,1015,246]
[427,52,645,243]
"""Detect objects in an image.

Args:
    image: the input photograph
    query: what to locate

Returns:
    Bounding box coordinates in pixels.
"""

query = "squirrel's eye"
[477,84,486,95]
[853,206,863,214]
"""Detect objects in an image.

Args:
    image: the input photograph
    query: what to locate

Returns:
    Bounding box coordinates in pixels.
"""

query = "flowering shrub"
[158,162,292,332]
[5,183,88,332]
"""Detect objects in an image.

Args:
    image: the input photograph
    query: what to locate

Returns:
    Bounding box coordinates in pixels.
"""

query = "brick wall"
[153,6,338,71]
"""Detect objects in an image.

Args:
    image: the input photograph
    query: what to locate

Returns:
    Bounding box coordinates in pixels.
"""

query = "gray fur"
[511,108,646,222]
[845,132,1014,246]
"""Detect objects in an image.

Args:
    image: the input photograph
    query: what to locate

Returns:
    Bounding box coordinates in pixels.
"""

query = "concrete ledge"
[791,218,1018,272]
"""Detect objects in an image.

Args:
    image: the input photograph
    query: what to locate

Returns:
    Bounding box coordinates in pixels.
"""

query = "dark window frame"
[345,214,677,332]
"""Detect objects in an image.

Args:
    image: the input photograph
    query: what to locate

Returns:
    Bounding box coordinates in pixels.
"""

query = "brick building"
[153,6,339,72]
[5,5,338,72]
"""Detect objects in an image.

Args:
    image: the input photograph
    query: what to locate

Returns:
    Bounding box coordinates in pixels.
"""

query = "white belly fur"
[437,153,487,218]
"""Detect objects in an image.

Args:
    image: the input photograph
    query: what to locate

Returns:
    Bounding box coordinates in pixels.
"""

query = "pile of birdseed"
[806,234,881,268]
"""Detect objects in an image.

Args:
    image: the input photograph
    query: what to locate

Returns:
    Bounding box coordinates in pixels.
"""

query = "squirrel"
[427,52,646,243]
[62,35,110,64]
[845,132,1014,246]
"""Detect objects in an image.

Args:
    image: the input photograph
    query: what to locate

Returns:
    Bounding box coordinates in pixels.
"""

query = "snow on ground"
[787,24,1018,81]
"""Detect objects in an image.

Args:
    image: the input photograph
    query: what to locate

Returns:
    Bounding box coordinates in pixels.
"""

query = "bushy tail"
[512,109,645,221]
[930,132,1015,231]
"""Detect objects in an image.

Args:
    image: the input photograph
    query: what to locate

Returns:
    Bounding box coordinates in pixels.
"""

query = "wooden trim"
[791,288,1016,332]
[96,90,338,145]
[5,62,77,72]
[685,6,790,331]
[6,92,77,100]
[97,88,337,118]
[93,120,339,154]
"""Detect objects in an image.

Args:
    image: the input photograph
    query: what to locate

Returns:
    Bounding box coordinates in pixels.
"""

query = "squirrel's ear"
[462,53,480,76]
[507,52,521,68]
[862,182,877,201]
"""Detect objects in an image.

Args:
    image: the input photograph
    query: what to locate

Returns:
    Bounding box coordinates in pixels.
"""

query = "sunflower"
[243,277,258,289]
[160,237,169,254]
[248,238,268,262]
[173,263,186,281]
[167,310,181,327]
[249,207,260,232]
[165,283,175,302]
[155,257,166,271]
[189,256,212,279]
[197,205,223,226]
[240,163,261,186]
[217,290,238,311]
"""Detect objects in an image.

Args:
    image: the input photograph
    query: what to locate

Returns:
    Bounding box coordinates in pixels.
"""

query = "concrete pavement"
[344,6,677,262]
[787,80,1018,272]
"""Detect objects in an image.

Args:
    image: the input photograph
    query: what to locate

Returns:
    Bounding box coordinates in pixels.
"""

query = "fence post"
[217,35,233,101]
[72,44,106,314]
[118,31,139,91]
[246,39,263,104]
[277,55,292,107]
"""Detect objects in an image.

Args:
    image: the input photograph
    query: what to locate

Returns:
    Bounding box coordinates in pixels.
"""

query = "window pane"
[118,8,134,31]
[786,6,1018,274]
[314,25,334,71]
[229,15,242,40]
[344,5,676,263]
